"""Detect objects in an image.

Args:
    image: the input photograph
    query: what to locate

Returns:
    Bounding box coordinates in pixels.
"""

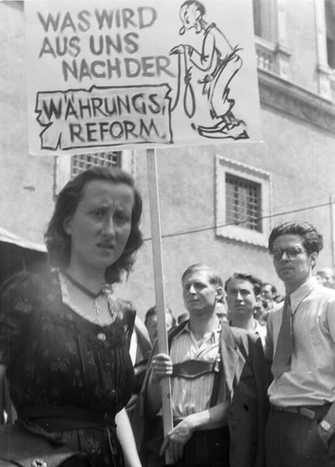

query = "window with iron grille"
[70,151,122,178]
[215,156,270,247]
[225,173,262,232]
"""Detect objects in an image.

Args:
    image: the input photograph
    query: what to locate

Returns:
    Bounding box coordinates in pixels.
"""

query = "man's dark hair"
[268,222,323,255]
[225,273,263,296]
[144,306,157,326]
[144,305,176,328]
[45,166,143,284]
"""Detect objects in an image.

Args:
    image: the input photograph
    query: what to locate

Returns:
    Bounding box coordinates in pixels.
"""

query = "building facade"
[1,0,335,318]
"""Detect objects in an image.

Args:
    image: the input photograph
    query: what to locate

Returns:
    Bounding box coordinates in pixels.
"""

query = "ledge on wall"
[258,69,335,134]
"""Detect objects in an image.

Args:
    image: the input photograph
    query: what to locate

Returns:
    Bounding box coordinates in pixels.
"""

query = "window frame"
[253,0,292,79]
[314,0,332,99]
[325,0,335,69]
[215,155,271,248]
[253,0,277,43]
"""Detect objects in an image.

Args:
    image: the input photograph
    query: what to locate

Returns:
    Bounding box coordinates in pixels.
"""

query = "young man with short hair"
[225,273,266,345]
[265,221,335,467]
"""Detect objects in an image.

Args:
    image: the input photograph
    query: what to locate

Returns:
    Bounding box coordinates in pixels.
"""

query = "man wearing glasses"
[265,222,335,467]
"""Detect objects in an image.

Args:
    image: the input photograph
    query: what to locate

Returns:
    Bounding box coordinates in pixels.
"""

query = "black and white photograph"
[1,1,335,466]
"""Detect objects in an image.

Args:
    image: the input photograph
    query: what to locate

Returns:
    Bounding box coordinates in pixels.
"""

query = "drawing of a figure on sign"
[170,0,248,140]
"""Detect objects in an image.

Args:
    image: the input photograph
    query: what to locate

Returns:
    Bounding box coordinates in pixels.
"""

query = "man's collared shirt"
[266,277,335,406]
[253,319,267,347]
[170,322,221,418]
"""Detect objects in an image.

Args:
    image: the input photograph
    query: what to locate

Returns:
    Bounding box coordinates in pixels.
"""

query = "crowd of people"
[1,166,335,467]
[143,274,284,349]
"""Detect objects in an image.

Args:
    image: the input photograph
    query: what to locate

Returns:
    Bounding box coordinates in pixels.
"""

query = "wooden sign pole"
[146,148,173,465]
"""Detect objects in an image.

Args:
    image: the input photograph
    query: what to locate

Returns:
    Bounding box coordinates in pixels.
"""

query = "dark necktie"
[271,296,293,379]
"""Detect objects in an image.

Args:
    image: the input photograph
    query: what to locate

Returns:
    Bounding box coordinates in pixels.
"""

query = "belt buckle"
[299,407,316,420]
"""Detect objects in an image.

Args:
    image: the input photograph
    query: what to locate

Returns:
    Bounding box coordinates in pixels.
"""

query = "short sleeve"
[0,272,34,366]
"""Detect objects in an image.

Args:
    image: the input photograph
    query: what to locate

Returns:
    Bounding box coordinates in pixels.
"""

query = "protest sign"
[26,0,260,155]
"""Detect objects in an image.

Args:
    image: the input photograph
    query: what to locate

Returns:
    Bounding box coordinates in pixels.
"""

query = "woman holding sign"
[0,167,143,467]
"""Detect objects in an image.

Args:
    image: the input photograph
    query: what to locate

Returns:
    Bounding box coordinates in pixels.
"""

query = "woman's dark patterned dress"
[0,270,136,466]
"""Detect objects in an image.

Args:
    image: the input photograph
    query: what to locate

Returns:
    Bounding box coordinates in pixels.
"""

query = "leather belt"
[271,404,330,421]
[19,406,118,455]
[19,406,116,431]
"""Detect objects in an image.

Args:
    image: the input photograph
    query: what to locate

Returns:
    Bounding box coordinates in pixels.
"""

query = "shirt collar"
[289,276,318,312]
[174,319,221,343]
[173,320,192,339]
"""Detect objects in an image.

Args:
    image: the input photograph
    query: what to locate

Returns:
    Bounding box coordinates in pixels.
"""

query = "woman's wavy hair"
[45,166,143,283]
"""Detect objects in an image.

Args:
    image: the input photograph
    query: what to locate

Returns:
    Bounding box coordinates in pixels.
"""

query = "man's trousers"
[266,406,335,467]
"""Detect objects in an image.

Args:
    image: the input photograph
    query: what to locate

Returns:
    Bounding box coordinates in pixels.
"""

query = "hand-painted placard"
[26,0,261,154]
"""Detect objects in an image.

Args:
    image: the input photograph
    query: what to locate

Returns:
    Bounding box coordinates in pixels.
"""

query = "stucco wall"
[2,2,335,321]
[116,106,335,318]
[0,2,55,243]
